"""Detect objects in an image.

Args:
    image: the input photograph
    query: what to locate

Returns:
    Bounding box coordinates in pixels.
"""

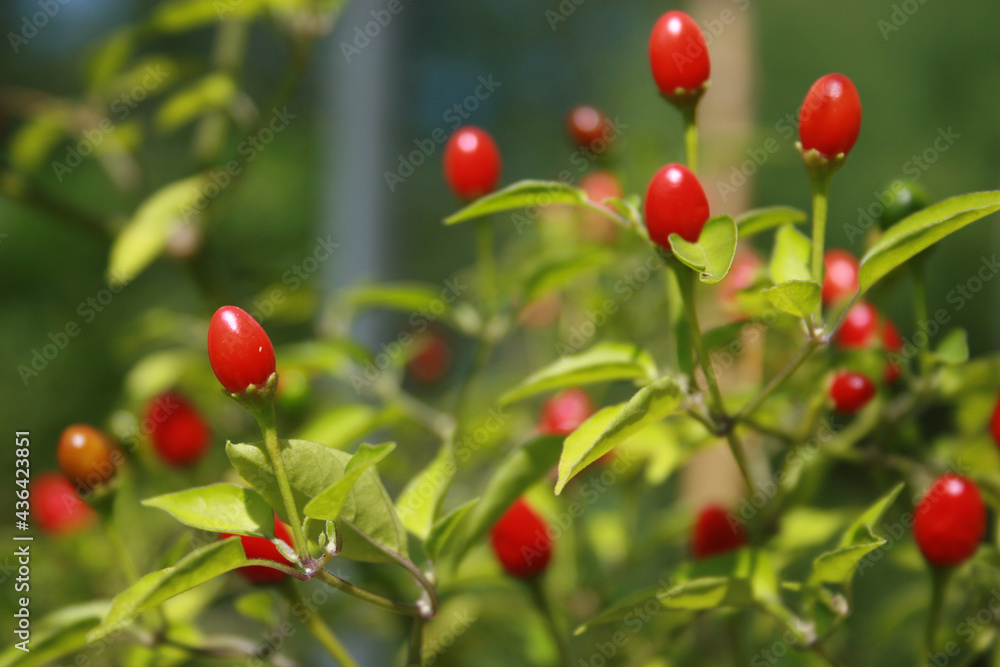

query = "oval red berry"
[57,424,117,490]
[644,163,710,250]
[649,11,710,96]
[829,371,876,414]
[443,126,501,200]
[914,474,986,568]
[32,473,94,535]
[822,249,859,305]
[836,302,879,349]
[490,498,552,578]
[221,515,295,584]
[539,388,594,437]
[567,105,609,149]
[799,73,862,158]
[692,505,747,560]
[208,306,276,393]
[407,333,451,384]
[145,392,212,467]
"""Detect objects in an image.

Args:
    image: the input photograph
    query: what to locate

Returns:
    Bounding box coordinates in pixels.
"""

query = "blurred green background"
[1,0,999,664]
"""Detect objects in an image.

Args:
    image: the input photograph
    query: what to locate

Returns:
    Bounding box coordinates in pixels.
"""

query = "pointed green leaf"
[425,498,479,560]
[346,282,454,316]
[762,279,821,319]
[838,483,903,548]
[156,73,236,131]
[150,0,268,31]
[142,483,273,536]
[501,342,657,404]
[521,247,614,302]
[556,376,682,494]
[450,435,563,566]
[810,527,886,585]
[444,180,625,226]
[769,224,812,284]
[668,215,738,284]
[226,438,407,562]
[396,442,456,539]
[304,443,396,522]
[735,206,808,237]
[859,191,1000,294]
[87,538,267,642]
[107,175,209,283]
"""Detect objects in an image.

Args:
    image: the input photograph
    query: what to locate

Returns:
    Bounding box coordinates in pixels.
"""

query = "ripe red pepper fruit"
[829,371,876,414]
[32,473,94,535]
[208,306,276,394]
[490,498,552,578]
[692,505,747,560]
[882,319,904,384]
[992,395,1000,450]
[539,388,594,436]
[822,249,860,305]
[221,515,295,584]
[145,392,212,467]
[57,424,117,490]
[443,126,501,200]
[799,73,862,159]
[914,474,986,568]
[648,11,710,97]
[644,163,710,249]
[567,105,609,150]
[407,333,451,384]
[836,302,880,349]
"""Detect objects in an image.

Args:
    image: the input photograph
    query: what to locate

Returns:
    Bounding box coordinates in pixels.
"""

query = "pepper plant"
[8,3,1000,667]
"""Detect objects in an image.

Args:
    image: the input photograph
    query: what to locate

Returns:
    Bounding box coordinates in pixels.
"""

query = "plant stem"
[678,99,700,174]
[282,582,359,667]
[675,264,754,490]
[733,337,821,425]
[807,167,833,296]
[407,617,425,667]
[253,403,309,564]
[926,566,952,654]
[313,568,422,618]
[525,577,572,667]
[909,260,933,380]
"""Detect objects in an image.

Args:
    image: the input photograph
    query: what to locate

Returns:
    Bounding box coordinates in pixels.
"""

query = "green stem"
[407,617,425,667]
[909,261,933,380]
[808,167,833,320]
[105,522,139,584]
[525,577,572,667]
[313,568,421,618]
[284,583,360,667]
[252,403,309,564]
[733,338,821,425]
[926,566,952,654]
[678,99,700,174]
[674,264,754,490]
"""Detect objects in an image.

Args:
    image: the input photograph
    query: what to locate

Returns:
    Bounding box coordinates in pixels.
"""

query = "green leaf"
[762,280,821,319]
[668,215,738,284]
[425,498,479,560]
[0,601,109,667]
[304,443,396,522]
[933,328,969,365]
[859,191,1000,294]
[87,538,261,642]
[156,73,237,131]
[838,483,903,548]
[769,224,812,284]
[501,342,657,404]
[346,282,454,316]
[142,483,274,536]
[150,0,268,32]
[8,111,67,171]
[396,443,456,539]
[444,180,624,226]
[107,175,209,283]
[450,435,563,566]
[735,206,808,237]
[87,28,137,91]
[556,376,682,494]
[226,438,407,562]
